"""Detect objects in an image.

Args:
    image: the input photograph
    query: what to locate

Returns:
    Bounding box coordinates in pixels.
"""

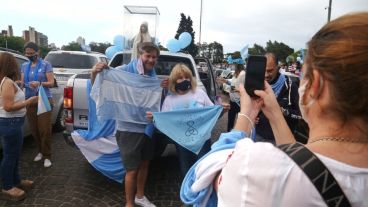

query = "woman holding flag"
[20,42,55,168]
[0,52,38,201]
[147,63,230,177]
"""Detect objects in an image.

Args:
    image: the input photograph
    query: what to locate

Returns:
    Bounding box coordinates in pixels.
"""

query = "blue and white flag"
[240,44,249,59]
[91,68,162,124]
[37,85,51,115]
[180,130,249,206]
[72,80,124,183]
[153,105,223,154]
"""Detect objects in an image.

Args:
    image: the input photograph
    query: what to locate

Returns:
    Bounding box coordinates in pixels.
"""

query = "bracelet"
[238,113,255,130]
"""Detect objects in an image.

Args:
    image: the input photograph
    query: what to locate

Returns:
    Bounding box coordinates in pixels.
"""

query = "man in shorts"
[91,42,168,207]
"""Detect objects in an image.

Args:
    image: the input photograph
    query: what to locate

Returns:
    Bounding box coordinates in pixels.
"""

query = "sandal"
[1,187,26,201]
[17,180,34,192]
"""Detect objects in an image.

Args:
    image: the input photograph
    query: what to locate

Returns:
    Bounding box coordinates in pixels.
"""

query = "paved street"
[0,109,228,207]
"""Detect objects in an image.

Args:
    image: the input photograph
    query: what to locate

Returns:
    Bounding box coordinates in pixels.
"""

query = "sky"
[1,0,367,53]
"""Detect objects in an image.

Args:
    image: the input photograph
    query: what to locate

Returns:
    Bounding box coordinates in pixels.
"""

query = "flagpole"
[199,0,203,56]
[327,0,332,22]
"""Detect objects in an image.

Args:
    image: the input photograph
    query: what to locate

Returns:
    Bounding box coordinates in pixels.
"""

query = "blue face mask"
[175,80,191,92]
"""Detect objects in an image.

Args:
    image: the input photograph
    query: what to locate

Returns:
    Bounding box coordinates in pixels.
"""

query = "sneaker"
[134,196,156,207]
[33,153,43,162]
[44,159,52,168]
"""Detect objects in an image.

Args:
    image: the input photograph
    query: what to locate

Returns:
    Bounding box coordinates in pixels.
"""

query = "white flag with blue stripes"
[153,105,223,154]
[71,80,123,183]
[37,85,51,115]
[91,68,162,123]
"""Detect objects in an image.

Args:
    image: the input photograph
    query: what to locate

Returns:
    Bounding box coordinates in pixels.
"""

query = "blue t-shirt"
[21,58,53,98]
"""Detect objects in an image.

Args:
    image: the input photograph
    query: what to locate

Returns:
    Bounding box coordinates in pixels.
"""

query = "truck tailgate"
[73,79,89,129]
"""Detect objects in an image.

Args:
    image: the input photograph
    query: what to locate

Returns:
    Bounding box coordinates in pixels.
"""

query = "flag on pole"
[37,85,51,115]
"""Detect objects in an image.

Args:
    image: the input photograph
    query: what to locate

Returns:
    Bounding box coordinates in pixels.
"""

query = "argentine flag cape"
[71,61,162,183]
[71,80,123,183]
[180,130,249,206]
[153,105,223,154]
[90,66,162,124]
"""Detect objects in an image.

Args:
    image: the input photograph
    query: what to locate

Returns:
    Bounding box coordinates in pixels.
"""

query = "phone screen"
[245,55,267,97]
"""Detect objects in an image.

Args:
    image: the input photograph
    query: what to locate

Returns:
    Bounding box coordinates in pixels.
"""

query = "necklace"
[309,136,368,144]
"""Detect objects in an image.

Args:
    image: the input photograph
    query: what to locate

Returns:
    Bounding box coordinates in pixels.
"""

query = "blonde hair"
[168,63,197,94]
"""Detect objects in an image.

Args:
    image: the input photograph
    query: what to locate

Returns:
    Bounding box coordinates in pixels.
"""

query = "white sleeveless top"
[0,77,26,117]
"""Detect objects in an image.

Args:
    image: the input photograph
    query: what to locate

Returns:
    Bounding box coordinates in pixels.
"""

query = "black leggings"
[227,101,240,132]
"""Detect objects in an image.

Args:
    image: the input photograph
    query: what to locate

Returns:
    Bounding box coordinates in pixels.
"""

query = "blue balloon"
[105,46,119,59]
[178,32,192,49]
[113,35,125,51]
[166,39,181,53]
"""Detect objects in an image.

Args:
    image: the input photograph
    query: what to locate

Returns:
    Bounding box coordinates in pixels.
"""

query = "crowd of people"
[1,11,367,207]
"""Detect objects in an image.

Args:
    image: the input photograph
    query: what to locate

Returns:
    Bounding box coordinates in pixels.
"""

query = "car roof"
[0,50,28,61]
[113,50,193,58]
[48,50,107,58]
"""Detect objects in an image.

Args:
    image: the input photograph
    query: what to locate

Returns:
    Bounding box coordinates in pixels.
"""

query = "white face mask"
[298,77,323,123]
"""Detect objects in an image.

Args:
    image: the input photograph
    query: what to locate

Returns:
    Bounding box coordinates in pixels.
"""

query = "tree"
[0,35,26,53]
[208,42,223,63]
[196,41,223,63]
[38,46,51,58]
[265,40,294,63]
[248,44,266,56]
[61,41,82,51]
[89,42,112,54]
[174,13,198,57]
[198,42,208,57]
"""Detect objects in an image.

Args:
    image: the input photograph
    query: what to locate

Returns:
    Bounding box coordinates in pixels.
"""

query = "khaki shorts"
[116,130,154,171]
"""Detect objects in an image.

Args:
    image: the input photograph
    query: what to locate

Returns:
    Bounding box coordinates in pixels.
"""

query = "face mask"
[27,55,37,62]
[298,78,323,123]
[175,80,191,92]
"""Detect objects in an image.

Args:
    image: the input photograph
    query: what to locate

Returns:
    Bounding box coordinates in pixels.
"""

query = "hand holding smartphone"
[244,55,267,98]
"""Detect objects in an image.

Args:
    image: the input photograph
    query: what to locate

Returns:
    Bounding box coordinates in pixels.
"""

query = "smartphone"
[244,55,267,97]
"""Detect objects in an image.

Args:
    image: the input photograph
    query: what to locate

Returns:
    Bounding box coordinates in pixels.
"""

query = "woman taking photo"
[0,52,37,201]
[181,12,368,207]
[216,12,368,206]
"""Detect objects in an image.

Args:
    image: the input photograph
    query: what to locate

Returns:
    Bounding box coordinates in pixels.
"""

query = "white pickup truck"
[62,51,218,153]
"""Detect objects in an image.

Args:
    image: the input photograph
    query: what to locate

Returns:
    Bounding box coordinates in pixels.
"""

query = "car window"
[45,53,98,69]
[15,57,28,66]
[156,55,195,76]
[108,53,132,68]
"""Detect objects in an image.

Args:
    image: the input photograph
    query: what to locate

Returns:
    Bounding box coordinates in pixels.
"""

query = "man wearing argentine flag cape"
[91,42,167,207]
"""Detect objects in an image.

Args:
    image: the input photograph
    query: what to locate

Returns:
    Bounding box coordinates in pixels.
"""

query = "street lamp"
[327,0,332,22]
[199,0,203,55]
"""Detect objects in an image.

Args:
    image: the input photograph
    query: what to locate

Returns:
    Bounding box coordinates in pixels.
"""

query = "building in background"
[22,26,48,47]
[7,25,13,37]
[1,25,14,37]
